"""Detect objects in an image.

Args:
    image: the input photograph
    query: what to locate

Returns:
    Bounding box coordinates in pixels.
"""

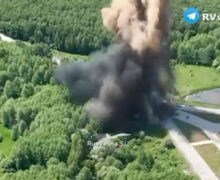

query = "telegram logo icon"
[184,7,200,24]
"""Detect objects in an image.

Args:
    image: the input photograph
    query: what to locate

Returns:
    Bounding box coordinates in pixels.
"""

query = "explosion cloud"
[55,0,173,132]
[101,0,170,53]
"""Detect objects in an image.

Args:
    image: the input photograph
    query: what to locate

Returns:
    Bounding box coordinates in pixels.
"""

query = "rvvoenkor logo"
[184,7,200,24]
[184,7,220,24]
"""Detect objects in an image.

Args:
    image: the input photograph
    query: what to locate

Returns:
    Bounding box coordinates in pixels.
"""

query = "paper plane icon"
[187,13,196,20]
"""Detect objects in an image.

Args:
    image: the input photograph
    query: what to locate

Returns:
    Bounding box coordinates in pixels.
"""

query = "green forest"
[171,0,220,69]
[0,0,219,179]
[0,0,112,55]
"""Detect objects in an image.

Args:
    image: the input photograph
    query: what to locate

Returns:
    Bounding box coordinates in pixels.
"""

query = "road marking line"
[191,140,214,146]
[179,105,220,116]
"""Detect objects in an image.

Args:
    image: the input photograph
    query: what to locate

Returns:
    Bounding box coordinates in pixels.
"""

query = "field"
[0,125,14,156]
[52,50,88,62]
[195,144,220,178]
[173,119,209,142]
[175,65,220,97]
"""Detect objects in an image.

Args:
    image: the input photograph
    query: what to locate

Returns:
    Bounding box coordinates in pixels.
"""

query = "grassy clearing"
[195,144,220,178]
[1,38,88,63]
[52,50,88,62]
[0,124,14,156]
[173,119,209,142]
[174,64,220,97]
[186,111,220,123]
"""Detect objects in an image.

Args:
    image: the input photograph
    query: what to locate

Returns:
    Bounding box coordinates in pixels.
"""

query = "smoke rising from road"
[55,0,173,132]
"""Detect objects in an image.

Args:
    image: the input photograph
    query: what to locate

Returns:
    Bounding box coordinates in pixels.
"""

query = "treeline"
[0,40,196,179]
[0,0,220,69]
[171,0,220,70]
[0,0,112,55]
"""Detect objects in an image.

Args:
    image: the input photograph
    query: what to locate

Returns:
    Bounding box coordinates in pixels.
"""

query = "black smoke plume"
[55,0,173,132]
